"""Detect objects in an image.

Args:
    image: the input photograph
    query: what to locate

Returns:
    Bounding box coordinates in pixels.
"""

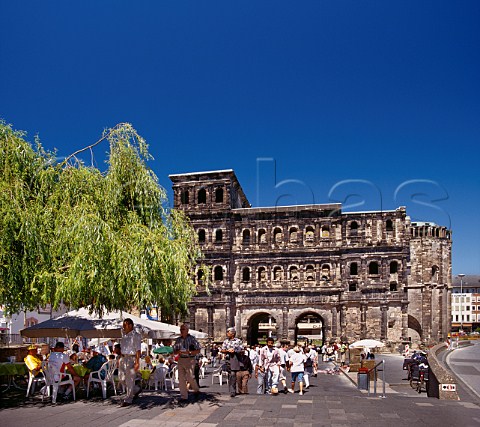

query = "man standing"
[173,323,201,402]
[120,318,141,407]
[221,327,243,397]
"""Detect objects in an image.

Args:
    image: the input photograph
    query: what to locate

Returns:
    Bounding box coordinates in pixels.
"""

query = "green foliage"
[0,120,207,316]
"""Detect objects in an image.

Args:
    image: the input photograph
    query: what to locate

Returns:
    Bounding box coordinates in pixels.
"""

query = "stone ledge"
[427,343,459,400]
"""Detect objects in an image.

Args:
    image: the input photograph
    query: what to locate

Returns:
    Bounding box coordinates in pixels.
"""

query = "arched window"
[258,267,266,281]
[289,266,299,280]
[198,188,207,204]
[197,269,204,283]
[242,267,250,282]
[369,261,379,275]
[321,225,330,238]
[215,229,223,243]
[214,266,223,281]
[215,188,224,203]
[242,229,251,245]
[198,229,206,243]
[273,266,283,281]
[181,190,189,204]
[349,283,357,292]
[350,221,358,235]
[305,226,314,243]
[350,262,358,276]
[386,219,393,232]
[306,265,315,281]
[289,227,298,243]
[390,261,398,274]
[390,282,397,291]
[321,264,331,280]
[258,229,267,244]
[273,227,283,244]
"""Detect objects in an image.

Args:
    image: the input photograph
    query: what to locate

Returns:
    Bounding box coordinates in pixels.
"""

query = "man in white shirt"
[120,318,142,407]
[48,342,81,400]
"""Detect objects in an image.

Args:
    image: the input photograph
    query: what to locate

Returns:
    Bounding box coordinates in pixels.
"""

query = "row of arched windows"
[181,188,224,205]
[200,261,400,283]
[349,261,399,275]
[197,221,397,245]
[349,219,394,234]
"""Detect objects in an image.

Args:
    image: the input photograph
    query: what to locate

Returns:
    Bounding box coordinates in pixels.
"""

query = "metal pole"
[458,274,465,333]
[382,359,386,398]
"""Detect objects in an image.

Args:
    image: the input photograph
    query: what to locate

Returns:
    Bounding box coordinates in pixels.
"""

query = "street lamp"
[458,274,465,333]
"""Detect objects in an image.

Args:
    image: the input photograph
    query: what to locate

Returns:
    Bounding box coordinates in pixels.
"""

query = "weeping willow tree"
[0,120,207,317]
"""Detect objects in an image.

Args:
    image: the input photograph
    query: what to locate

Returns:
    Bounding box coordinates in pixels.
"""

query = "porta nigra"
[170,170,451,348]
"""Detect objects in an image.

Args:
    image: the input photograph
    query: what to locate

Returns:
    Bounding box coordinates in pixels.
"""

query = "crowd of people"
[24,320,349,405]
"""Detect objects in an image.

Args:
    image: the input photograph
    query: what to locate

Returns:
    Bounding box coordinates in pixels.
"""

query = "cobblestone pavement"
[1,359,479,426]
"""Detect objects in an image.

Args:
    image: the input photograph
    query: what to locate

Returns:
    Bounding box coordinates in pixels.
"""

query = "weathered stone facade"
[169,170,452,346]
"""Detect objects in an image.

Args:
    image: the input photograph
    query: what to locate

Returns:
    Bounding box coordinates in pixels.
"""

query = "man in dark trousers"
[220,327,244,397]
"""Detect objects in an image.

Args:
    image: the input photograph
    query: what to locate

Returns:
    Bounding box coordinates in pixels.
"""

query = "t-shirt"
[289,352,307,373]
[48,351,70,381]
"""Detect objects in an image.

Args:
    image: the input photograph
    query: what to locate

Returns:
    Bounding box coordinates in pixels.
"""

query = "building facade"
[451,275,480,333]
[170,170,452,347]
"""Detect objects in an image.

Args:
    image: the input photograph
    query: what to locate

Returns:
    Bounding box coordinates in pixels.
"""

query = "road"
[445,339,480,400]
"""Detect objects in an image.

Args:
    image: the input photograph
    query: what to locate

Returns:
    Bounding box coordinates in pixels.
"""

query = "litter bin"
[357,368,369,390]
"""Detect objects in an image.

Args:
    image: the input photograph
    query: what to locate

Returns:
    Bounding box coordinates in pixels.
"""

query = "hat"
[27,344,37,351]
[227,327,236,333]
[293,346,301,352]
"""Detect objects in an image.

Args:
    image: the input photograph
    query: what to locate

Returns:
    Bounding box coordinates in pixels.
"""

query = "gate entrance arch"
[247,313,278,345]
[295,313,324,345]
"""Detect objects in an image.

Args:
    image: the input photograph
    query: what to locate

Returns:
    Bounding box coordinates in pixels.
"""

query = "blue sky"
[1,1,479,274]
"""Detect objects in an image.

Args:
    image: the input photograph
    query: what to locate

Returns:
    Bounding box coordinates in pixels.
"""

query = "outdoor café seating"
[42,360,76,404]
[86,360,117,399]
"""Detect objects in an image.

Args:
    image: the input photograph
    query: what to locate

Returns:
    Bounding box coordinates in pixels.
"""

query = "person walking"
[120,318,142,407]
[259,337,281,394]
[303,346,315,389]
[236,347,253,394]
[173,323,201,403]
[288,346,306,395]
[221,327,244,397]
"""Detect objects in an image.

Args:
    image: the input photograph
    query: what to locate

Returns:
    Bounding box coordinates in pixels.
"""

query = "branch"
[61,122,129,165]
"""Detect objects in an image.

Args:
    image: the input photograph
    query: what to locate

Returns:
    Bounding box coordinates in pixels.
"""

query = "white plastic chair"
[26,366,45,397]
[211,367,229,385]
[42,361,76,404]
[149,365,167,391]
[87,360,117,399]
[164,365,177,391]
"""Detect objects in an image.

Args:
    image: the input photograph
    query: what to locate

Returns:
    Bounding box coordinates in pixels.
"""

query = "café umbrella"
[152,345,173,355]
[349,339,385,349]
[20,308,207,340]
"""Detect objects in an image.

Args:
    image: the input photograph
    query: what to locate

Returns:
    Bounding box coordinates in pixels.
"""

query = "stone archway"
[246,312,278,345]
[295,312,324,346]
[408,314,423,341]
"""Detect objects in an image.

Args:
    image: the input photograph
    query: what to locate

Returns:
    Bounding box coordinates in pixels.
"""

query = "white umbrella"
[349,339,385,349]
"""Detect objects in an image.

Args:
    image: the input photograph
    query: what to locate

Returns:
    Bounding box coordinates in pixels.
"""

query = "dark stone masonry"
[169,170,452,348]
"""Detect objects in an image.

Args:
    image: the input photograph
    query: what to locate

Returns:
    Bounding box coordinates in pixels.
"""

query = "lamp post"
[458,274,465,333]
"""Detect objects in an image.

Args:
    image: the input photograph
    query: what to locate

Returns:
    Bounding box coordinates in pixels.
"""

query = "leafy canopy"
[0,121,206,316]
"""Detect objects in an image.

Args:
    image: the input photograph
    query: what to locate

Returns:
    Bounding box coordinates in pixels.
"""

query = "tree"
[0,120,207,317]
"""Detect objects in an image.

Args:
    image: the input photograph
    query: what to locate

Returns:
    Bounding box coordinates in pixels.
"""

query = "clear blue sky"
[1,1,479,275]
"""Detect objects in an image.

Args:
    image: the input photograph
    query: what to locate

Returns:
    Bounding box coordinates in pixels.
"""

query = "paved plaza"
[1,356,479,427]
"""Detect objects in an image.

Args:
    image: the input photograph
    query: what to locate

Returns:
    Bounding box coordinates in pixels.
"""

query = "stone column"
[331,306,338,339]
[207,304,214,340]
[360,304,367,339]
[282,306,289,341]
[340,305,347,339]
[380,305,388,340]
[401,303,408,341]
[189,304,196,330]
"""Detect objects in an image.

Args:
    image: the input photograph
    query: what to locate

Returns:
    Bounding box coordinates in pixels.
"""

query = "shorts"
[291,371,304,383]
